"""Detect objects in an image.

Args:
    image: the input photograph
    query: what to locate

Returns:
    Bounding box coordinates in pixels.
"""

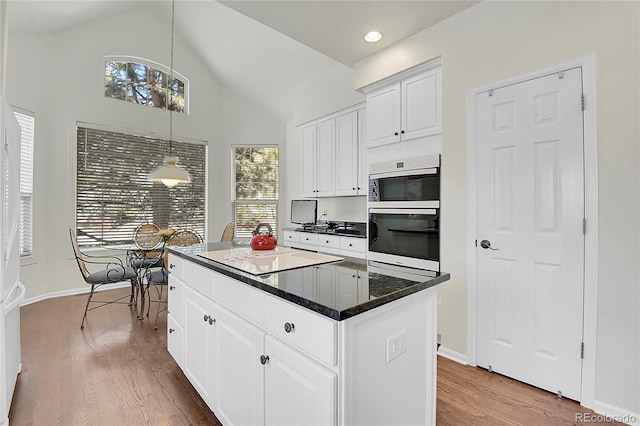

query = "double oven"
[368,154,440,272]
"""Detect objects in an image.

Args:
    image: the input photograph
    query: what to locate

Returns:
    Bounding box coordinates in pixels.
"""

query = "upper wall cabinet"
[363,63,442,148]
[300,105,366,198]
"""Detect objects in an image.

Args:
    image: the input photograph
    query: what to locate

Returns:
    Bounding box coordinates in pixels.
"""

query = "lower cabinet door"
[213,304,266,426]
[183,286,216,408]
[167,313,183,369]
[264,336,336,426]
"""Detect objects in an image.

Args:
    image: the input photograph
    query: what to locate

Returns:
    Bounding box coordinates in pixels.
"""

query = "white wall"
[0,0,6,95]
[6,5,283,299]
[354,0,639,416]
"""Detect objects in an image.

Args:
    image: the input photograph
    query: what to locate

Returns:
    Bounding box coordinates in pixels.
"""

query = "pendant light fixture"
[149,0,191,188]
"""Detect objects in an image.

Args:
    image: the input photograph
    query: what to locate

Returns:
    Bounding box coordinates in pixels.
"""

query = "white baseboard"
[437,345,468,365]
[20,281,131,306]
[591,400,639,425]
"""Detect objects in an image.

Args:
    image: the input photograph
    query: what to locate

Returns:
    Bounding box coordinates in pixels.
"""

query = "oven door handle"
[369,208,437,215]
[369,167,438,180]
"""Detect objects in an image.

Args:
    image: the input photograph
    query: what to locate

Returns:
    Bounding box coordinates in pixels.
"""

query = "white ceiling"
[6,0,479,121]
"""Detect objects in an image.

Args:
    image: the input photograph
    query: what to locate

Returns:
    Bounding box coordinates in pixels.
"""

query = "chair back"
[167,229,202,247]
[134,223,162,250]
[69,228,90,281]
[220,223,234,242]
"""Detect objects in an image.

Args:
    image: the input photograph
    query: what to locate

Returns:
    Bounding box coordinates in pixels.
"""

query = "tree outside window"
[232,146,279,238]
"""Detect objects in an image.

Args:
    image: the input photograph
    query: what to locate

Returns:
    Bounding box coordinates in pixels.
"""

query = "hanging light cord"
[168,0,175,157]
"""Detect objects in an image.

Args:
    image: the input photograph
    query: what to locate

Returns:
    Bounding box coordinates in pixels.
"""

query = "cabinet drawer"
[168,254,184,280]
[340,237,366,253]
[318,235,340,249]
[265,295,337,366]
[168,275,184,325]
[299,233,319,245]
[283,231,300,245]
[215,272,265,326]
[183,260,215,299]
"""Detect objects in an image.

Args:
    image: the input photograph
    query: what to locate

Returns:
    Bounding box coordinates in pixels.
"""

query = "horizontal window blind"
[76,126,206,247]
[15,110,34,257]
[232,201,278,238]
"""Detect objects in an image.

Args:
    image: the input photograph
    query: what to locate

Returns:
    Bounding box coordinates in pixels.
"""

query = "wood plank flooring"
[9,288,623,426]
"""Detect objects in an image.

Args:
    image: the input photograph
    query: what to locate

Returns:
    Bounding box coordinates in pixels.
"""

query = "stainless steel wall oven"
[368,154,440,271]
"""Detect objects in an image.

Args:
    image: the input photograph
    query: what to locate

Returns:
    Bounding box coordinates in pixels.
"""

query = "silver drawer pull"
[284,322,295,333]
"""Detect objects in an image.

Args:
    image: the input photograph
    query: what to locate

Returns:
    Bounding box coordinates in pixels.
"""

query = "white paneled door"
[476,68,584,400]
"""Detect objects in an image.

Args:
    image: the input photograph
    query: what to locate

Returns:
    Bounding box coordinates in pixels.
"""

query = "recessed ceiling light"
[364,31,383,43]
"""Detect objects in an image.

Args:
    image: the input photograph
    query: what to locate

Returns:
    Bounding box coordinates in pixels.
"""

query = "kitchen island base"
[167,249,443,426]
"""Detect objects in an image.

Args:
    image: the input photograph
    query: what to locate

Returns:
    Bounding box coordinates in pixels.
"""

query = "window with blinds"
[76,125,206,247]
[232,146,278,238]
[14,110,34,257]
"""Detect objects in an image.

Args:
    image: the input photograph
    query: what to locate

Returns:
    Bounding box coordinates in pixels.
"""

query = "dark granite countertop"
[167,241,449,321]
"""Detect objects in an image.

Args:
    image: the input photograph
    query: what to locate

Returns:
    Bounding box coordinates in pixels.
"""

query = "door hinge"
[581,342,585,359]
[581,94,585,111]
[582,218,587,235]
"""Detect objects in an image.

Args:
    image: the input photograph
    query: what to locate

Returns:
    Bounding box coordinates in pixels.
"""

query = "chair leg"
[154,285,164,330]
[129,277,137,306]
[80,284,96,329]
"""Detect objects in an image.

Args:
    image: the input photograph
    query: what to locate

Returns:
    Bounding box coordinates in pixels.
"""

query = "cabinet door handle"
[209,317,216,325]
[169,328,175,333]
[400,130,405,134]
[260,355,270,365]
[284,322,295,333]
[169,285,175,290]
[394,131,399,136]
[349,243,353,247]
[169,264,175,269]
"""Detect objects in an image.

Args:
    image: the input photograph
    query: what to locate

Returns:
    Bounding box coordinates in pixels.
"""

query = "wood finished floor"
[9,287,623,426]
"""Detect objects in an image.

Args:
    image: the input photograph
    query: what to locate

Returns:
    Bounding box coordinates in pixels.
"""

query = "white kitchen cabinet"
[365,64,441,148]
[212,303,266,426]
[300,104,366,198]
[335,110,368,196]
[283,230,366,259]
[300,126,317,197]
[264,335,336,426]
[167,273,184,368]
[301,119,335,197]
[183,284,216,409]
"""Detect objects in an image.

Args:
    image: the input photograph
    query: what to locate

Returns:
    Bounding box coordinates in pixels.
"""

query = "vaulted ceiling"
[6,0,479,121]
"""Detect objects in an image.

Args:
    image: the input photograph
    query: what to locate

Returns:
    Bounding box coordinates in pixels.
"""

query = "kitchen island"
[166,241,449,426]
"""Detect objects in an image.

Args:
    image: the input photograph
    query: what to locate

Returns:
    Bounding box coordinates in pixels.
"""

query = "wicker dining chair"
[220,223,234,242]
[144,229,202,329]
[69,228,138,329]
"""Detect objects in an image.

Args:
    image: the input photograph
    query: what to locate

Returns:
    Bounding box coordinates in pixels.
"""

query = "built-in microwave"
[369,154,440,208]
[368,207,440,272]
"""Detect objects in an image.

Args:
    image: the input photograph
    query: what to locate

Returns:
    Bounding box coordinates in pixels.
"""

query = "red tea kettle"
[250,223,277,250]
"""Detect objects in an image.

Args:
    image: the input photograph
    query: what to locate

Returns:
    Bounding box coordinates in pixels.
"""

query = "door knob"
[480,240,498,250]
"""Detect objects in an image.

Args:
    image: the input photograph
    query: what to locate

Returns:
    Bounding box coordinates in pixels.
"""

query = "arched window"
[104,56,188,113]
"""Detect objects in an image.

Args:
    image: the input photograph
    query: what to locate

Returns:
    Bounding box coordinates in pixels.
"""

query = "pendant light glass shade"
[149,156,191,188]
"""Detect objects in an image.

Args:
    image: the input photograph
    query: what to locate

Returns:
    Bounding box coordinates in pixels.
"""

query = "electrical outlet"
[386,329,408,363]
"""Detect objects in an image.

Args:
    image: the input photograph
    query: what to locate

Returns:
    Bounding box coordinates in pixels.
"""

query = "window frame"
[103,55,190,114]
[231,145,279,239]
[74,121,208,248]
[13,107,35,264]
